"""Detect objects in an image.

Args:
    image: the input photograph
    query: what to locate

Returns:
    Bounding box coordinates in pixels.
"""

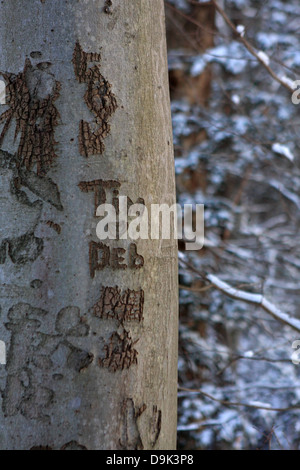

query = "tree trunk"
[166,1,215,107]
[0,0,178,450]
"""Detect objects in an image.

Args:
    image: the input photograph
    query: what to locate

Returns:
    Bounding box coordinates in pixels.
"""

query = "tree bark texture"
[0,0,178,450]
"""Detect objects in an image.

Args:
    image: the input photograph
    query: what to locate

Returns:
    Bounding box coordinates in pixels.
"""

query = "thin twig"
[179,284,212,293]
[211,0,295,93]
[207,273,300,334]
[166,1,220,39]
[178,386,300,412]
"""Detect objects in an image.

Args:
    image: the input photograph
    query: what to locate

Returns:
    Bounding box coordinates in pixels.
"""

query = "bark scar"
[93,286,144,324]
[98,328,138,372]
[119,398,145,450]
[72,41,118,157]
[0,58,61,176]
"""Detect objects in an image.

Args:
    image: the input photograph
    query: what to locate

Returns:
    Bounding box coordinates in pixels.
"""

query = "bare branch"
[211,0,295,93]
[178,386,300,412]
[207,274,300,334]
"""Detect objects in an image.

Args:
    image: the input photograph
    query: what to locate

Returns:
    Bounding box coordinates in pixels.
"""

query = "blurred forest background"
[165,0,300,450]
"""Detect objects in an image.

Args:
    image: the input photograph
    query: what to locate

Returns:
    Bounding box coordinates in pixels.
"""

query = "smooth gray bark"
[0,0,178,450]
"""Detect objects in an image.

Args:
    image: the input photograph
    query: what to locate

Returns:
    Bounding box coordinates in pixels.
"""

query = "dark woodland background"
[165,0,300,450]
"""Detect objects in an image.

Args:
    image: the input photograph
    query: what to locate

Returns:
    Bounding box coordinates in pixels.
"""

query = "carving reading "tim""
[78,179,121,215]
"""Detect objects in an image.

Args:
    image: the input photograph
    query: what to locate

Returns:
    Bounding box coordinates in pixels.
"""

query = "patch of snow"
[248,401,272,408]
[279,75,295,89]
[231,94,240,105]
[190,56,207,77]
[271,11,287,24]
[272,143,294,162]
[256,32,297,49]
[244,350,254,358]
[257,51,270,66]
[204,41,251,75]
[237,25,245,37]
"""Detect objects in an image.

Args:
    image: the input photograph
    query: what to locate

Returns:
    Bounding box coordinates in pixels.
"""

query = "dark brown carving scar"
[0,58,61,176]
[72,41,118,157]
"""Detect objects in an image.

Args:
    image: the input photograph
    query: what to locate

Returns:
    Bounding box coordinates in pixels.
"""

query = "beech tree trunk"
[0,0,178,450]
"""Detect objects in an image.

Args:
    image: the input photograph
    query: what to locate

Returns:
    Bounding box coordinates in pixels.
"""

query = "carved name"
[78,179,121,216]
[89,241,144,278]
[93,286,144,323]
